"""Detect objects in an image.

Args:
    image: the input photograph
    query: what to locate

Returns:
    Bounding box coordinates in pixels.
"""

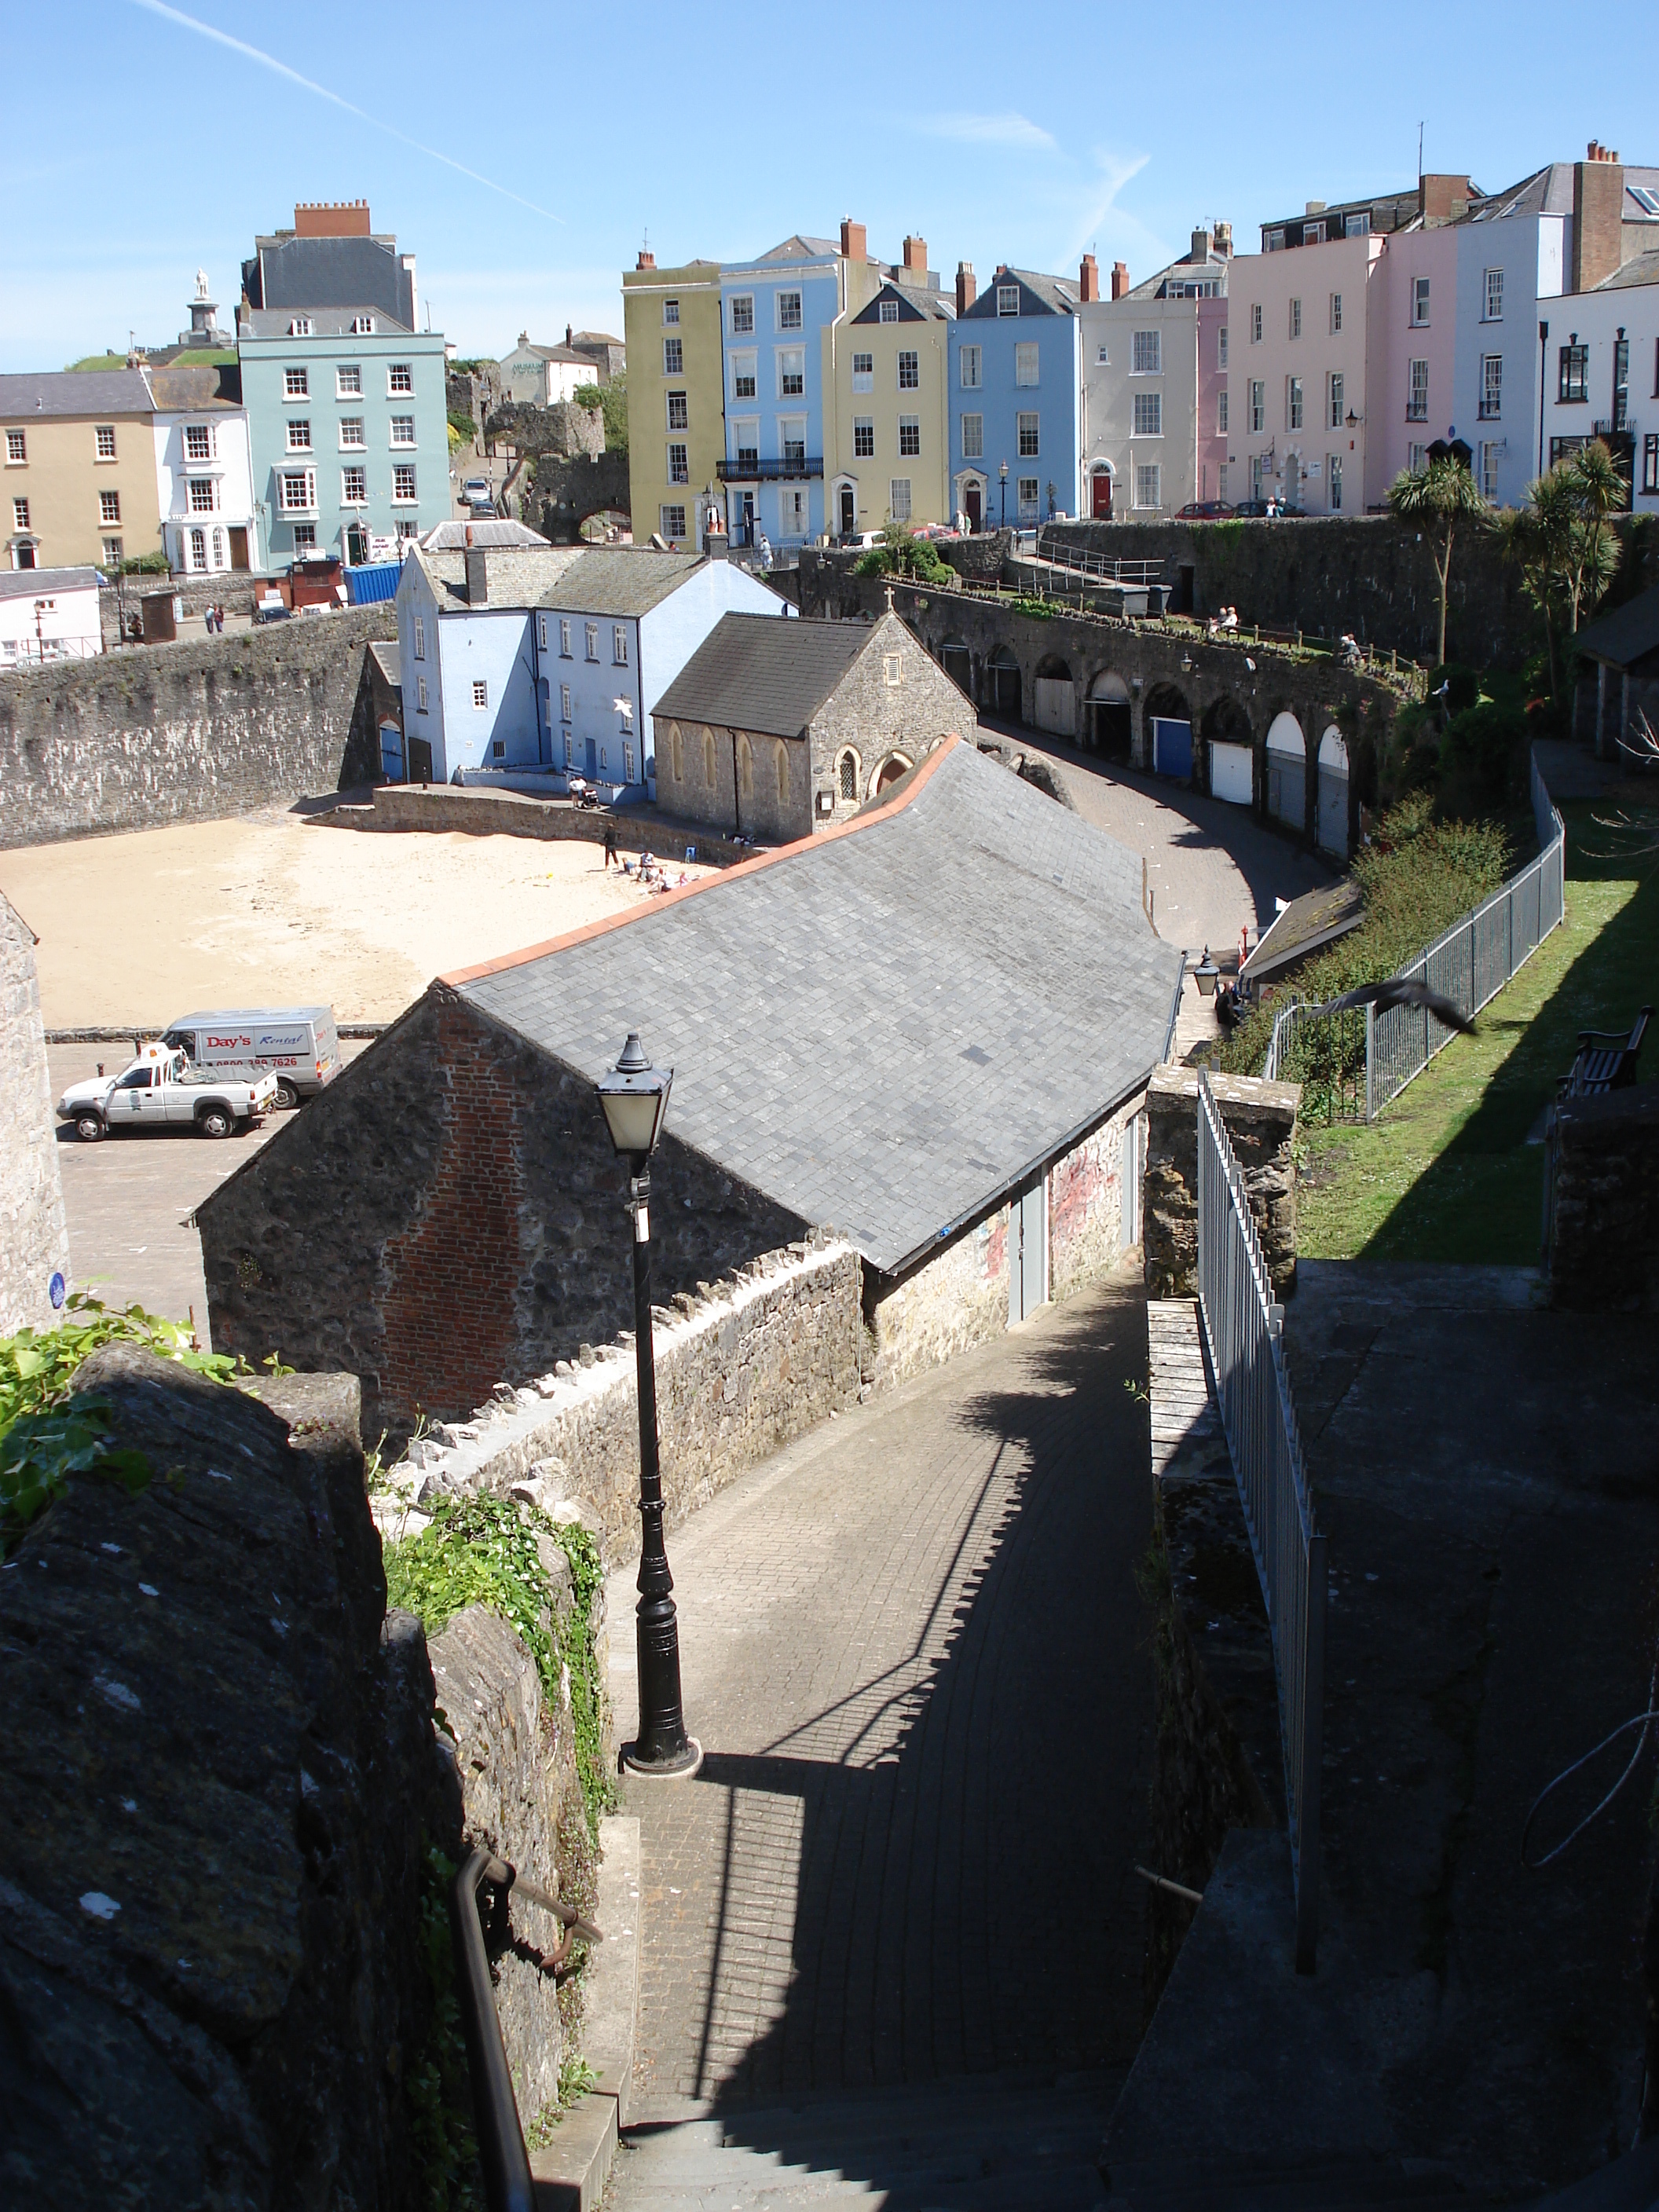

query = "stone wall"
[377,1241,862,1560]
[101,574,272,650]
[1143,1066,1301,1301]
[529,451,632,544]
[1049,1108,1132,1300]
[0,892,69,1334]
[0,610,392,848]
[1547,1082,1659,1312]
[330,780,759,866]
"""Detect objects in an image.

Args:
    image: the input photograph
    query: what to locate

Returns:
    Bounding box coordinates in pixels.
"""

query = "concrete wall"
[1142,1065,1301,1301]
[1548,1082,1659,1312]
[0,891,69,1333]
[0,608,391,847]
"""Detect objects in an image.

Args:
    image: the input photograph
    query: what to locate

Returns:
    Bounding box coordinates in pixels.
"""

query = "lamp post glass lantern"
[595,1032,700,1778]
[1193,946,1221,998]
[998,459,1009,528]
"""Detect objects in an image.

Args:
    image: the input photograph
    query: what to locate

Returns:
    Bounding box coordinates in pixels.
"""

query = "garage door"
[1152,716,1192,779]
[1210,739,1252,806]
[1032,677,1075,737]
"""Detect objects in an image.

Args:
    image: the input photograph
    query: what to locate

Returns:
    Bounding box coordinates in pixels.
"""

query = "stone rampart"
[1143,1067,1300,1300]
[0,609,392,848]
[1547,1082,1659,1312]
[329,779,760,868]
[0,892,69,1333]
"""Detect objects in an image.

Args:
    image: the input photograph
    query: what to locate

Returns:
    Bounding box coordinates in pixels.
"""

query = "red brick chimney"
[1111,261,1130,301]
[1573,149,1625,292]
[840,217,868,263]
[1417,173,1474,225]
[636,248,655,270]
[294,200,371,236]
[1079,254,1100,302]
[956,261,976,315]
[902,235,928,277]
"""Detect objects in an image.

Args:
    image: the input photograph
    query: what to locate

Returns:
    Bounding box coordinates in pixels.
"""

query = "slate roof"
[0,566,100,602]
[851,281,954,325]
[239,308,416,337]
[1572,583,1659,670]
[416,547,584,610]
[533,548,707,616]
[757,236,841,262]
[1597,247,1659,291]
[420,518,549,550]
[146,364,242,411]
[961,268,1079,319]
[1241,878,1364,987]
[450,738,1181,1274]
[652,613,877,737]
[0,370,154,418]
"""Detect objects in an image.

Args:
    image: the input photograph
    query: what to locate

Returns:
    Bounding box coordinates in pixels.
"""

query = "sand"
[1,812,712,1027]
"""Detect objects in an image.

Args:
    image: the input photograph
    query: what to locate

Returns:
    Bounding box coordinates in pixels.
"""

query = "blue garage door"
[1152,716,1192,779]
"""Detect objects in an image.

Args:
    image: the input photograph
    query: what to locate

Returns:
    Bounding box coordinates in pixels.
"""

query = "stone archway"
[987,646,1022,722]
[873,751,914,796]
[1201,694,1254,806]
[1086,669,1132,760]
[1265,710,1306,832]
[1144,681,1194,781]
[1317,725,1350,857]
[1032,654,1075,738]
[940,639,972,698]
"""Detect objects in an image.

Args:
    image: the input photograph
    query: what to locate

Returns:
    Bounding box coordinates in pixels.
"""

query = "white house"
[396,544,790,791]
[148,366,262,576]
[496,335,597,409]
[1539,252,1659,510]
[0,566,102,667]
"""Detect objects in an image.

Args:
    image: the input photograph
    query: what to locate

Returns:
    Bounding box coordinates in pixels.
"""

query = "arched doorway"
[954,470,987,533]
[1090,461,1115,520]
[830,474,859,541]
[987,646,1022,722]
[1087,670,1131,760]
[1266,712,1306,832]
[1144,682,1193,781]
[873,752,913,795]
[1032,655,1075,738]
[941,639,972,697]
[1317,726,1350,857]
[1201,695,1254,806]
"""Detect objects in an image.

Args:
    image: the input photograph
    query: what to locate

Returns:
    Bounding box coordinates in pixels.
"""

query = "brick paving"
[608,1264,1155,2118]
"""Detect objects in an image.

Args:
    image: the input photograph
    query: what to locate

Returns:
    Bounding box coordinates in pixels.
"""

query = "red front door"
[965,482,982,532]
[1092,472,1113,519]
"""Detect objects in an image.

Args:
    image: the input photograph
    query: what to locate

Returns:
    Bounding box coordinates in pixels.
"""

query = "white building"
[148,366,262,576]
[396,543,789,791]
[1539,252,1659,510]
[0,566,101,667]
[1080,228,1231,519]
[496,334,598,409]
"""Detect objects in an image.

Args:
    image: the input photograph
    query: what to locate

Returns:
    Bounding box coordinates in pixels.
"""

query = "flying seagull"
[1313,976,1476,1034]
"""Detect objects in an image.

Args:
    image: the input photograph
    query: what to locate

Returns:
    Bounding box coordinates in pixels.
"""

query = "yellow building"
[622,255,723,551]
[823,261,954,538]
[1,370,163,571]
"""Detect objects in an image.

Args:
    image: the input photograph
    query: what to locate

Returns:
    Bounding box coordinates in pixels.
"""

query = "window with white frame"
[392,463,417,502]
[189,527,207,569]
[1287,376,1304,430]
[98,424,119,460]
[103,535,123,566]
[996,284,1020,316]
[413,617,425,661]
[1217,390,1229,435]
[1289,297,1302,339]
[884,654,902,687]
[1330,292,1343,334]
[961,412,983,457]
[289,317,313,336]
[899,416,920,456]
[1484,267,1503,322]
[417,675,429,712]
[585,622,599,661]
[473,679,488,710]
[100,489,120,524]
[731,353,757,400]
[1134,463,1161,508]
[1480,441,1501,500]
[1407,358,1429,420]
[1412,277,1430,327]
[1409,443,1428,474]
[960,344,981,388]
[1218,463,1228,503]
[1096,342,1110,364]
[559,618,572,656]
[1017,411,1040,456]
[1251,303,1262,343]
[1328,452,1343,511]
[342,466,367,504]
[613,624,628,664]
[389,363,413,394]
[352,316,375,335]
[1133,391,1162,435]
[1480,354,1502,419]
[12,496,28,529]
[1304,222,1324,246]
[898,349,920,390]
[1346,211,1371,237]
[663,336,683,375]
[781,420,806,467]
[337,364,362,397]
[1017,474,1038,516]
[1218,326,1229,368]
[781,486,808,534]
[390,416,416,446]
[1329,371,1344,428]
[279,470,316,512]
[560,682,572,720]
[730,294,754,334]
[1249,379,1265,432]
[1132,329,1161,375]
[851,350,873,393]
[777,290,802,330]
[778,348,805,397]
[188,477,216,512]
[667,390,688,430]
[1015,340,1040,386]
[5,430,24,463]
[537,615,548,653]
[890,478,912,522]
[340,417,365,447]
[293,522,317,551]
[853,417,874,457]
[1643,434,1658,496]
[666,439,690,482]
[734,421,759,470]
[184,422,214,462]
[879,298,899,324]
[287,419,311,451]
[284,368,308,400]
[663,297,679,326]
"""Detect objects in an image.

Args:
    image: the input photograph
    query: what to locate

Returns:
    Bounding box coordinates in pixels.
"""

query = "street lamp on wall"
[595,1032,701,1778]
[998,459,1009,529]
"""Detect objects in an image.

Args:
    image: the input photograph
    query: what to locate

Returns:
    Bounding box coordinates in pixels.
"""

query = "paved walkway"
[607,1264,1155,2119]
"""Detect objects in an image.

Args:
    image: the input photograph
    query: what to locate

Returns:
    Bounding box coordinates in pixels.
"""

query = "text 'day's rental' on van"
[162,1005,342,1108]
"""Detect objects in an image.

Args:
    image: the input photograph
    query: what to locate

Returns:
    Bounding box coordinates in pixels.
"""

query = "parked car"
[161,1005,341,1110]
[461,478,492,504]
[1231,499,1306,519]
[58,1046,276,1142]
[1176,500,1236,520]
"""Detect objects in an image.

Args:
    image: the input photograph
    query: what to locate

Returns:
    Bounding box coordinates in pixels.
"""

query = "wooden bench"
[1560,1005,1653,1097]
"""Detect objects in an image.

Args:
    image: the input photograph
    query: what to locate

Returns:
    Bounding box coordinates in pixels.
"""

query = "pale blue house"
[948,266,1082,530]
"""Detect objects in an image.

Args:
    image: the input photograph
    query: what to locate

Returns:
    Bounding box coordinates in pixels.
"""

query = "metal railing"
[716,456,824,481]
[1264,749,1566,1119]
[450,1848,603,2212]
[1033,526,1164,586]
[1196,1068,1325,1972]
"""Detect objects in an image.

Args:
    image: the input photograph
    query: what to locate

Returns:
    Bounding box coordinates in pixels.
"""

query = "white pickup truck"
[57,1046,278,1142]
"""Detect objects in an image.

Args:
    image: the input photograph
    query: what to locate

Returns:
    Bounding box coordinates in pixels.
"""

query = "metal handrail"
[449,1848,605,2212]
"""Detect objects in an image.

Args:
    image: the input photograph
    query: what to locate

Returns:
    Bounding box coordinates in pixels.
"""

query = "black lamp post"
[998,459,1009,528]
[595,1032,701,1778]
[1193,946,1221,998]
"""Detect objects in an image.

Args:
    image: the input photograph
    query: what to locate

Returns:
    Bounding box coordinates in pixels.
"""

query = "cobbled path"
[607,1264,1155,2119]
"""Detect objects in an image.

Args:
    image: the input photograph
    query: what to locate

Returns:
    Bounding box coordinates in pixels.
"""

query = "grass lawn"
[1296,800,1659,1263]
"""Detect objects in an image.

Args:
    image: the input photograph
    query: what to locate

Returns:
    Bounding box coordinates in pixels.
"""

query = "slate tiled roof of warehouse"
[451,738,1182,1273]
[652,613,874,738]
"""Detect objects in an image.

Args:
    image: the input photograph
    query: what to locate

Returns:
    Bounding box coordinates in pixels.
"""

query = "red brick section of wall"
[380,994,526,1423]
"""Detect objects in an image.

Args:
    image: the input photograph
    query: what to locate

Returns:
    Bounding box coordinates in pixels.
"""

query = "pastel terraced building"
[622,255,725,553]
[1080,230,1231,519]
[0,371,163,572]
[948,262,1082,530]
[824,255,954,537]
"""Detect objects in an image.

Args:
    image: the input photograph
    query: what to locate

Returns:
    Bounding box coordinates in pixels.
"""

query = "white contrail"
[128,0,563,223]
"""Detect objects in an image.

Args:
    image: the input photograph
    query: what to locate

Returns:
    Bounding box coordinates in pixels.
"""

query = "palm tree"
[1490,441,1624,702]
[1386,456,1489,668]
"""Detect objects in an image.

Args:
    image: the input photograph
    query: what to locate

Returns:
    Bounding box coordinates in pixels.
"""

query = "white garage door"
[1210,740,1253,806]
[1032,676,1075,737]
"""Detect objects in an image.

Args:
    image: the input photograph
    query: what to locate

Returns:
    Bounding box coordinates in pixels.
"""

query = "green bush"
[571,383,602,414]
[119,552,169,576]
[1428,662,1480,714]
[446,408,476,445]
[855,526,954,585]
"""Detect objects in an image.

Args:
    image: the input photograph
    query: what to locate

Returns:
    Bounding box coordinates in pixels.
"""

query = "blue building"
[948,265,1082,530]
[238,309,449,566]
[718,229,883,550]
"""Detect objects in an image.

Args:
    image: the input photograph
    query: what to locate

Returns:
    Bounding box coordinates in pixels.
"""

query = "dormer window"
[289,317,313,337]
[996,284,1020,316]
[879,298,899,323]
[351,315,375,335]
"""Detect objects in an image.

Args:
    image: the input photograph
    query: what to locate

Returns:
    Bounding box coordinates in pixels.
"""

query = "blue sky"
[4,0,1654,373]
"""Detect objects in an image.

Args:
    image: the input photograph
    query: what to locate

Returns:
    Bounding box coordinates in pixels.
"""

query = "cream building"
[623,255,725,551]
[1,370,163,571]
[1080,229,1231,518]
[824,273,954,536]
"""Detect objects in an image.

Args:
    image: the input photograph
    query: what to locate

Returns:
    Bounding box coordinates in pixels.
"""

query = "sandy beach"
[1,812,712,1027]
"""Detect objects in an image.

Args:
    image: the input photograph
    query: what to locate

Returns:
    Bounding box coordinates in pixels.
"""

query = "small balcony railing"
[716,455,823,482]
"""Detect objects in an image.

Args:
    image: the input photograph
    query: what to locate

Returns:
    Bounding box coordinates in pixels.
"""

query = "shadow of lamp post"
[595,1031,702,1778]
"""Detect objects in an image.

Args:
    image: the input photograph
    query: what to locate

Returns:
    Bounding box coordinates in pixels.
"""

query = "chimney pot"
[903,233,928,273]
[840,217,868,263]
[1111,260,1130,301]
[1214,221,1233,258]
[1191,226,1212,264]
[1079,253,1099,302]
[636,249,655,269]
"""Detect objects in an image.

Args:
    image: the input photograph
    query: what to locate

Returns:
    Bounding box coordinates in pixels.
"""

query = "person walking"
[603,823,618,870]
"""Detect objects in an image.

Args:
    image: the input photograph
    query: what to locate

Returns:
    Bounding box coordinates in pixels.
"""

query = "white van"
[162,1005,342,1109]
